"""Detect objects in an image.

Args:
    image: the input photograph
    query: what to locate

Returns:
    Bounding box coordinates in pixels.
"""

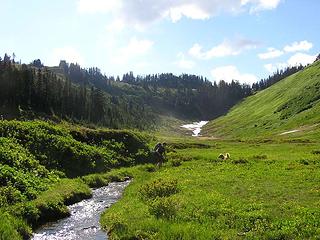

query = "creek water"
[32,181,130,240]
[181,121,208,136]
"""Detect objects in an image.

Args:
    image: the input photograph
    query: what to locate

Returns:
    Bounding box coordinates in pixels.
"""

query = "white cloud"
[113,37,154,64]
[287,53,316,66]
[189,42,238,59]
[106,19,125,32]
[77,0,282,28]
[211,65,257,84]
[48,47,84,66]
[189,38,258,60]
[258,47,283,59]
[174,52,195,69]
[77,0,121,14]
[284,40,313,53]
[243,0,281,12]
[264,53,316,73]
[264,62,287,73]
[167,4,210,22]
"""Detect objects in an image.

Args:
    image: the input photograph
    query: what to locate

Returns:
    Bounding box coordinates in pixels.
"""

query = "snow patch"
[279,129,300,135]
[181,121,208,136]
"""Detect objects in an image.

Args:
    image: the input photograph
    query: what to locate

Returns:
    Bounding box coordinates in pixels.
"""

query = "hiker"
[154,142,166,167]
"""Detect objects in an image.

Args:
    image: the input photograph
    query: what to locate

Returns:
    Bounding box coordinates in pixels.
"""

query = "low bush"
[100,212,128,236]
[298,159,318,165]
[170,159,182,167]
[0,120,152,178]
[148,197,179,219]
[311,150,320,155]
[167,152,194,162]
[0,137,57,207]
[252,154,268,160]
[139,178,178,200]
[232,158,249,164]
[139,164,157,172]
[0,211,31,240]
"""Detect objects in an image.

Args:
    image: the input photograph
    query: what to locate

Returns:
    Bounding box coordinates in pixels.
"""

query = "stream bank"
[32,181,130,240]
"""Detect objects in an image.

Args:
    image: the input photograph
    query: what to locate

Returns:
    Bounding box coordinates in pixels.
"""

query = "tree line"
[0,55,155,129]
[55,61,253,120]
[252,65,304,91]
[0,53,307,128]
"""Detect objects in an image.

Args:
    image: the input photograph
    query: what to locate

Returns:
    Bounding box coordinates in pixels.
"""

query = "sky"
[0,0,319,84]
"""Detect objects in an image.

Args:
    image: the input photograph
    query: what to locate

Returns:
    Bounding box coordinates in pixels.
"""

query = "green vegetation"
[0,120,151,177]
[203,61,320,140]
[0,119,152,239]
[101,139,320,239]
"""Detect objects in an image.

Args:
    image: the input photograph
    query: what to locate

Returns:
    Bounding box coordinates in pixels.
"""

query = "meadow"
[101,138,320,239]
[1,119,320,239]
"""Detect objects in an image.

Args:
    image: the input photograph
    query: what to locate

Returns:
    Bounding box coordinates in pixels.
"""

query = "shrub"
[298,159,318,165]
[232,158,248,164]
[148,197,179,219]
[167,152,193,162]
[299,159,310,165]
[0,211,32,240]
[139,178,178,200]
[0,186,25,207]
[101,213,128,235]
[170,159,182,167]
[252,154,268,160]
[0,120,152,177]
[311,150,320,155]
[140,164,157,172]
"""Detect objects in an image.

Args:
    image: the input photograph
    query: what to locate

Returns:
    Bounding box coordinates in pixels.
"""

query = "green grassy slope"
[203,61,320,139]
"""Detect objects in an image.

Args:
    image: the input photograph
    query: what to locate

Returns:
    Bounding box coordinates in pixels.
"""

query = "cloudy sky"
[1,0,319,84]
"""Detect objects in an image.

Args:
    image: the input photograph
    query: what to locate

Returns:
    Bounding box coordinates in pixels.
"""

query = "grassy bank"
[0,119,153,239]
[0,168,135,240]
[101,139,320,239]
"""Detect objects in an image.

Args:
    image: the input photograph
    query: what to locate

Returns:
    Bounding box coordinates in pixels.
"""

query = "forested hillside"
[0,54,254,128]
[0,53,308,130]
[0,55,155,129]
[52,60,254,120]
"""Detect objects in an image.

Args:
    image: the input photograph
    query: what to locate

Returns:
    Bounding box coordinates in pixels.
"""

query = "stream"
[32,181,130,240]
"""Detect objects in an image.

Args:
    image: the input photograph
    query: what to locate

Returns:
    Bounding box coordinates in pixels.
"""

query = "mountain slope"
[203,60,320,139]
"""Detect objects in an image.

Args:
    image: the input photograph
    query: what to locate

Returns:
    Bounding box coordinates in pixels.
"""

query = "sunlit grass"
[101,139,320,239]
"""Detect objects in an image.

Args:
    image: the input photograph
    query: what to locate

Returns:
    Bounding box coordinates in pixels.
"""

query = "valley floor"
[102,138,320,239]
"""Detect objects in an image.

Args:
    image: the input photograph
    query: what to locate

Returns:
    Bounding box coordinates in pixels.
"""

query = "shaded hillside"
[51,61,252,121]
[203,60,320,139]
[0,57,156,129]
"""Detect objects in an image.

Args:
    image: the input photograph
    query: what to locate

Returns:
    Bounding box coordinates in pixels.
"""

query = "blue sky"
[1,0,319,84]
